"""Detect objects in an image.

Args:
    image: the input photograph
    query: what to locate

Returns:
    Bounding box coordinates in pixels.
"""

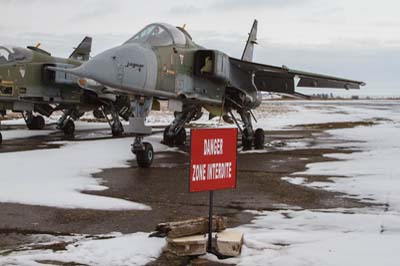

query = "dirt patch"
[294,120,376,130]
[36,260,89,266]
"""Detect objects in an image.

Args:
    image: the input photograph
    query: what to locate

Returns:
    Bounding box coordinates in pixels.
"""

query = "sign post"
[189,128,238,252]
[208,190,214,252]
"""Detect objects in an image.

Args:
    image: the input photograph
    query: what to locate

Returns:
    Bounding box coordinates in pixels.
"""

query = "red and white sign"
[190,128,238,192]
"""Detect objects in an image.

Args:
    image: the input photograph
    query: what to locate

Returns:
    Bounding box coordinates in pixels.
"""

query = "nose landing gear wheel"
[63,120,75,136]
[135,142,154,168]
[254,128,265,150]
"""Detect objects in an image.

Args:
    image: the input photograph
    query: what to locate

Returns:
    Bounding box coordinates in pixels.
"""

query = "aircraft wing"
[229,57,365,94]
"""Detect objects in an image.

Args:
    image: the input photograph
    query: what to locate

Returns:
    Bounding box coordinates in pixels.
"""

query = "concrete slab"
[215,230,244,257]
[167,234,207,256]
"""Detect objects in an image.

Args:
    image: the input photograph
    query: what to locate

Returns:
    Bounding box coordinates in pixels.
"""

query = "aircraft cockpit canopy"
[125,23,187,47]
[0,46,32,64]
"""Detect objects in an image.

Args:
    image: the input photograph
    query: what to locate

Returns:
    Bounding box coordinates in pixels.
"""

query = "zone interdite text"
[192,138,233,181]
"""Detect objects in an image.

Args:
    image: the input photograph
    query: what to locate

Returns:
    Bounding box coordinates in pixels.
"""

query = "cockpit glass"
[125,23,186,47]
[0,46,32,64]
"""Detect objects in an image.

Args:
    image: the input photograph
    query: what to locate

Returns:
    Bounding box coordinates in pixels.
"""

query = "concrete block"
[215,230,244,257]
[167,234,207,256]
[155,216,227,238]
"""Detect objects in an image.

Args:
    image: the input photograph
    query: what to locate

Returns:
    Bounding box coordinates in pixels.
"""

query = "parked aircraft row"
[0,20,365,167]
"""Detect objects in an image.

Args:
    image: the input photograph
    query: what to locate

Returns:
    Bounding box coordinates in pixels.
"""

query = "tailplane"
[241,19,258,62]
[69,36,92,61]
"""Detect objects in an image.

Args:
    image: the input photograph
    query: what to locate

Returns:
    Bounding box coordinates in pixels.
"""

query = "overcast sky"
[1,0,399,96]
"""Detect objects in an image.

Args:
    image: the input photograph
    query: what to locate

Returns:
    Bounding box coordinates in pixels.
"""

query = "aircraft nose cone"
[71,43,157,91]
[73,47,122,88]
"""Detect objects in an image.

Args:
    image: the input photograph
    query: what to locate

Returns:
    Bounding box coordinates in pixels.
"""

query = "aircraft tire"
[192,112,203,121]
[174,128,186,145]
[0,132,2,145]
[93,109,105,119]
[254,128,265,150]
[242,129,254,151]
[163,126,174,146]
[35,116,45,130]
[136,142,154,168]
[26,116,35,130]
[63,120,75,136]
[111,121,124,137]
[26,116,45,130]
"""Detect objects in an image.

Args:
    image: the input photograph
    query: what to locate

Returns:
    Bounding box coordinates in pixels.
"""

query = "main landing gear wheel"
[174,128,186,145]
[111,121,124,137]
[134,142,154,168]
[254,128,265,150]
[26,115,45,130]
[93,109,105,119]
[63,120,75,136]
[241,129,254,151]
[163,126,186,146]
[163,126,174,146]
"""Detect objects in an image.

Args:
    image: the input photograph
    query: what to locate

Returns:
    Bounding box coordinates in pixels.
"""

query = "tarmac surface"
[0,118,379,265]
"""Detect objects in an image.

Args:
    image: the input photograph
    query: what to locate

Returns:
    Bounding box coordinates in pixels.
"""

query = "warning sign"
[189,128,238,192]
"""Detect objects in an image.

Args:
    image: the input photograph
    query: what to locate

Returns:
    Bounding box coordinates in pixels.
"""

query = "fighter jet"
[49,20,365,168]
[0,37,132,144]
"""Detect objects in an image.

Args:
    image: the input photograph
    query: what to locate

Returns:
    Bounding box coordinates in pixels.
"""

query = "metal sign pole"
[207,190,214,252]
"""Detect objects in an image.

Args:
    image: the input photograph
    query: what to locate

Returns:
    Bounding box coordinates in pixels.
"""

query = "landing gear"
[57,109,80,136]
[0,119,2,145]
[163,105,200,146]
[63,119,75,136]
[163,126,186,146]
[128,96,154,168]
[230,108,265,150]
[93,108,104,119]
[239,109,254,151]
[132,139,154,168]
[101,102,124,137]
[23,112,45,130]
[111,121,123,137]
[241,128,253,151]
[254,128,265,149]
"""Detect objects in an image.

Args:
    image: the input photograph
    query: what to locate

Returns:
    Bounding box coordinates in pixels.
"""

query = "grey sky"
[1,0,399,96]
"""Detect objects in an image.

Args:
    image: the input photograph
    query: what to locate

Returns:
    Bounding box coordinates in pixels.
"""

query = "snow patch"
[0,135,168,210]
[0,232,166,266]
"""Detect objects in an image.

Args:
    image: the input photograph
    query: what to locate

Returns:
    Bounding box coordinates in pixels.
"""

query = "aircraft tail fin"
[241,19,258,62]
[69,36,92,61]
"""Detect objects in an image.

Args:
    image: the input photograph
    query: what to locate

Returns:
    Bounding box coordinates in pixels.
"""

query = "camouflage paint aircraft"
[0,37,132,144]
[50,20,365,168]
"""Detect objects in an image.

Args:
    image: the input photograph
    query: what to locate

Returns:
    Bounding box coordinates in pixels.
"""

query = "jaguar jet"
[0,38,133,145]
[50,20,365,168]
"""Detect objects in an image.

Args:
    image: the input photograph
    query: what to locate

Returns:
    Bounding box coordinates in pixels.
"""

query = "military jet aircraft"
[0,37,132,144]
[49,20,365,168]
